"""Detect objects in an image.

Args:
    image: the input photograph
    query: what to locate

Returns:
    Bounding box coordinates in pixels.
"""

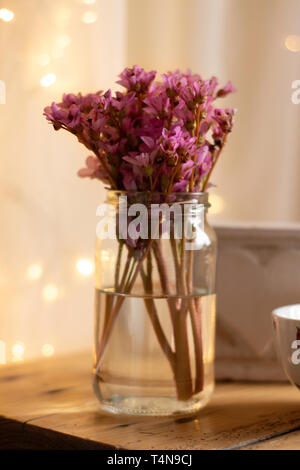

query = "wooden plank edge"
[0,416,119,450]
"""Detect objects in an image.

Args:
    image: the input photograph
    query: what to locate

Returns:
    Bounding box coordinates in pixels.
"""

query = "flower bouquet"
[44,66,236,416]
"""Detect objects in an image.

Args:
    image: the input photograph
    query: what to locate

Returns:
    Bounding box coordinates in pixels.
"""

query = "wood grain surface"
[0,352,300,450]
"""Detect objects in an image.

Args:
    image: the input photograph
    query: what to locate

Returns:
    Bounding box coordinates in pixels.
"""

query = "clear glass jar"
[93,190,216,416]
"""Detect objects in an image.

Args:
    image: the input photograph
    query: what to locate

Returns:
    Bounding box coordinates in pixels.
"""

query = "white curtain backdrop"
[127,0,300,222]
[0,0,300,363]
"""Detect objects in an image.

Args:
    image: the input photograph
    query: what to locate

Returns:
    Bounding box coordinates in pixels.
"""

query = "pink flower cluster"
[44,66,236,192]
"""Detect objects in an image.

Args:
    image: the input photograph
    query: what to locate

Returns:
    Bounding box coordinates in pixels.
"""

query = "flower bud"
[166,155,178,167]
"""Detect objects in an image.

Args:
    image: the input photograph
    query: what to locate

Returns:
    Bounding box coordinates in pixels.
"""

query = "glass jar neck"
[105,190,210,209]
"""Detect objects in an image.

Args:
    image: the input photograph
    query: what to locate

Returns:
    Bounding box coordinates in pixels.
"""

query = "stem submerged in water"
[95,235,205,401]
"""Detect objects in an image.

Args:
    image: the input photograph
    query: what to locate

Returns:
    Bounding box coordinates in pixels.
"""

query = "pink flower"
[161,72,188,94]
[62,93,82,107]
[80,91,103,111]
[123,153,150,168]
[140,136,155,149]
[44,102,68,128]
[143,93,170,119]
[44,66,236,193]
[173,101,194,122]
[67,104,81,129]
[173,180,189,192]
[117,65,156,93]
[213,108,236,133]
[216,81,236,98]
[121,169,138,190]
[43,102,81,130]
[77,156,109,183]
[196,146,212,177]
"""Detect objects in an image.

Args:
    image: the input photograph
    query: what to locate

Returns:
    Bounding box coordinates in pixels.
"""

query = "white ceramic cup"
[272,304,300,389]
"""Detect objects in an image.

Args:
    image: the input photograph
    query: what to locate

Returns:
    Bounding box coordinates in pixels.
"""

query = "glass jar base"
[93,383,214,417]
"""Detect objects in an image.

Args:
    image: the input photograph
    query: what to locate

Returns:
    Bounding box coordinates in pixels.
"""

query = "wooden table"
[0,352,300,450]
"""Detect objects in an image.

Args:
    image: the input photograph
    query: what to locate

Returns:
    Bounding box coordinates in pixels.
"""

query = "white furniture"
[215,225,300,381]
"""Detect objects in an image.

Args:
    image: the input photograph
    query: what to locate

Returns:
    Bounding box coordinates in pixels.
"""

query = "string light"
[12,343,24,362]
[0,341,6,364]
[76,258,94,276]
[41,344,55,357]
[40,73,56,88]
[42,284,59,302]
[0,8,14,22]
[285,35,300,52]
[81,11,98,24]
[26,264,43,281]
[209,194,225,215]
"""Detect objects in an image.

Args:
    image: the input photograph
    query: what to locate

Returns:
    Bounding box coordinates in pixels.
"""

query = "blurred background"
[1,0,300,364]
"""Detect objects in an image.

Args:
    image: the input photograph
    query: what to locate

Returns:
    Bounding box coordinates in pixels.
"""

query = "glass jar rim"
[105,189,210,207]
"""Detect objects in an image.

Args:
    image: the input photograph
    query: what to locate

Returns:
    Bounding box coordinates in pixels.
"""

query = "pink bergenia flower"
[117,65,156,93]
[122,153,153,190]
[195,146,212,177]
[161,71,188,95]
[44,66,236,192]
[213,108,236,133]
[67,104,81,130]
[82,108,106,132]
[143,92,170,120]
[77,155,109,184]
[123,153,150,168]
[44,102,69,129]
[121,168,138,190]
[216,81,236,98]
[173,180,189,192]
[62,93,82,107]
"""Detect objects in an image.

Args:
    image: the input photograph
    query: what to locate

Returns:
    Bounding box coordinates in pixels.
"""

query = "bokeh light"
[26,264,43,281]
[209,194,225,215]
[285,35,300,52]
[0,8,14,22]
[12,343,24,362]
[40,73,56,87]
[42,284,59,302]
[41,344,55,357]
[76,258,94,276]
[37,53,51,66]
[52,35,71,59]
[56,34,71,49]
[81,11,98,24]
